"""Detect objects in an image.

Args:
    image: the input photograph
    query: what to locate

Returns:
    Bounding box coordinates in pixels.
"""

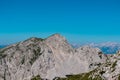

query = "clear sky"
[0,0,120,44]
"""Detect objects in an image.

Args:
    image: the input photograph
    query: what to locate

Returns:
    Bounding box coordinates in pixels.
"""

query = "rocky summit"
[0,34,120,80]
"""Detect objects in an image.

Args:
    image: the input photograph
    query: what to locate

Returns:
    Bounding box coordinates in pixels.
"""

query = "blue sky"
[0,0,120,44]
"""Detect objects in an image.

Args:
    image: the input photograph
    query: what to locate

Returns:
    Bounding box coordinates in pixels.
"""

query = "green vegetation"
[31,75,42,80]
[111,68,116,72]
[109,61,117,72]
[53,69,103,80]
[111,61,117,68]
[118,74,120,80]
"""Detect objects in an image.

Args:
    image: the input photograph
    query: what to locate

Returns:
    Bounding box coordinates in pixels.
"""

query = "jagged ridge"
[0,34,120,80]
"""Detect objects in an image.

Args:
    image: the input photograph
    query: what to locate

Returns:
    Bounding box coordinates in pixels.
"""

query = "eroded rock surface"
[0,34,119,80]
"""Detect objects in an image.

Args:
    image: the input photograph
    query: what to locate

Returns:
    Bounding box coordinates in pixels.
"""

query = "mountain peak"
[48,33,64,38]
[46,33,66,42]
[0,34,119,80]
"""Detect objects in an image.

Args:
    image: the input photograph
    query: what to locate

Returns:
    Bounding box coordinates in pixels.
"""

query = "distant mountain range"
[72,42,120,54]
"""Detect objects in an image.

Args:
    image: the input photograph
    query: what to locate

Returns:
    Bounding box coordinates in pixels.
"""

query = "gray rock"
[0,34,119,80]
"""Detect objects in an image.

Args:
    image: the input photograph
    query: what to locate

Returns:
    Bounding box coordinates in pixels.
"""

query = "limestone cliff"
[0,34,118,80]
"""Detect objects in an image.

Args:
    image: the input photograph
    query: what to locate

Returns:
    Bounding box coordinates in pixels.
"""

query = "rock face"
[0,34,119,80]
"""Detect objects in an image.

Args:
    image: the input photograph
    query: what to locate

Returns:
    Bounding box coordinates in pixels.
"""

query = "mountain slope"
[0,34,116,80]
[56,51,120,80]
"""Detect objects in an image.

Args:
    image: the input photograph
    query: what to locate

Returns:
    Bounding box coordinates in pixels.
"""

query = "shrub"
[31,75,42,80]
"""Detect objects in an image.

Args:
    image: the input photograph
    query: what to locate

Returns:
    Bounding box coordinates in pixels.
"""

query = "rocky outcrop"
[54,49,120,80]
[0,34,119,80]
